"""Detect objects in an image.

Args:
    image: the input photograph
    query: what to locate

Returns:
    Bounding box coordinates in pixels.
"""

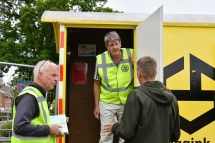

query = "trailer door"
[136,6,163,86]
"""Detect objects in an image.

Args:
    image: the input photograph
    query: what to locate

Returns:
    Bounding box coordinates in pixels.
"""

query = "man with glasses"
[93,31,134,143]
[11,60,68,143]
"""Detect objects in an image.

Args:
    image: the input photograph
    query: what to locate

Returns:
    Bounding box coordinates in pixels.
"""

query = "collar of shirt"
[107,49,123,64]
[28,81,46,97]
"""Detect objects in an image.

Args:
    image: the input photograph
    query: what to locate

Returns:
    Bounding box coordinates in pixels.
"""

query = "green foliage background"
[0,0,119,106]
[0,0,118,66]
[0,121,12,137]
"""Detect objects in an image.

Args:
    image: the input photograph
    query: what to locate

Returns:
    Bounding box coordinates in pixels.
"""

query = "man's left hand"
[129,54,134,65]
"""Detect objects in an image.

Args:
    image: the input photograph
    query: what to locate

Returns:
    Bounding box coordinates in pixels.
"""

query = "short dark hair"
[137,56,157,79]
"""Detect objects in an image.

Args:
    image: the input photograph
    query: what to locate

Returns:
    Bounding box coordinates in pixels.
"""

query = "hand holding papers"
[50,114,69,134]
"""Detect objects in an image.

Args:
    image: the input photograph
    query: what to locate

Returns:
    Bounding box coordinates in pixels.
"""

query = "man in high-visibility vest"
[11,60,68,143]
[93,31,134,143]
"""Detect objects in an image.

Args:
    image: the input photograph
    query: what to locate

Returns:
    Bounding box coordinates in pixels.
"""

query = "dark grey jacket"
[112,81,180,143]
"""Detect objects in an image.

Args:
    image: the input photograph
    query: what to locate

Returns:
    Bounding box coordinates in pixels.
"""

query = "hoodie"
[112,81,180,143]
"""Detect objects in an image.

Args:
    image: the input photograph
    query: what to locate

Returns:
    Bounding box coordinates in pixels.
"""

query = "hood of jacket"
[137,81,173,106]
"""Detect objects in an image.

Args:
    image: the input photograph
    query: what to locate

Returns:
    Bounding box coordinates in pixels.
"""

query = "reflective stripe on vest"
[97,48,134,104]
[97,48,133,92]
[12,130,50,140]
[11,86,54,143]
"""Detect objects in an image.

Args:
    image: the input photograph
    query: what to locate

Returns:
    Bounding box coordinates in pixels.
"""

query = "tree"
[69,0,118,12]
[0,0,118,67]
[0,0,118,82]
[0,0,118,117]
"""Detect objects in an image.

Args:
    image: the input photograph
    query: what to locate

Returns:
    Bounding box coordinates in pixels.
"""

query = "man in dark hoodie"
[104,56,180,143]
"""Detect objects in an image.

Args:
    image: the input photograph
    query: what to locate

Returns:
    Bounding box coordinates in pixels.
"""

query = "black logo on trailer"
[164,54,215,134]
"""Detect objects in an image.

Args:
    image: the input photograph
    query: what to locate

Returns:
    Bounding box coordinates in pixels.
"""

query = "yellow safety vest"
[97,48,134,104]
[11,86,56,143]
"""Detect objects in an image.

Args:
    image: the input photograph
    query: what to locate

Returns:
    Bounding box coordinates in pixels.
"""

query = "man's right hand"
[93,106,100,120]
[49,124,64,137]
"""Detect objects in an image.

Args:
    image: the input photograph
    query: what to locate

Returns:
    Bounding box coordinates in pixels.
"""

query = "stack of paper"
[50,114,69,134]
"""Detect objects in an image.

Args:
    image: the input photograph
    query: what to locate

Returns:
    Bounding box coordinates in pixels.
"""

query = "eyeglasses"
[39,60,49,72]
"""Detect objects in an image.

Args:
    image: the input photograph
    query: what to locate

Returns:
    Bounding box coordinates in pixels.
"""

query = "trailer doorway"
[66,28,134,143]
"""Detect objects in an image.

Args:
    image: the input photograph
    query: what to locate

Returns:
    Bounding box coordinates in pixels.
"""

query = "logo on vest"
[121,65,129,72]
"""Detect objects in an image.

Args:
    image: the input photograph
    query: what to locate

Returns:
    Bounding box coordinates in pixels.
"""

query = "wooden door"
[66,28,133,143]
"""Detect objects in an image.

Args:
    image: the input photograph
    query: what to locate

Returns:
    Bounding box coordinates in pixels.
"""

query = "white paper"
[50,114,69,134]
